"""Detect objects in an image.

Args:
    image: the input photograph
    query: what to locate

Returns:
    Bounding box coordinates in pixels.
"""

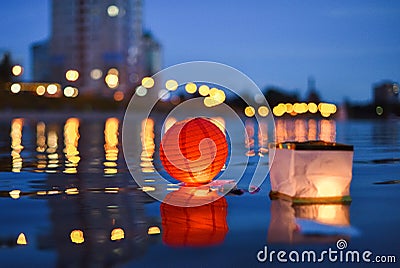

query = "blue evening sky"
[0,0,399,102]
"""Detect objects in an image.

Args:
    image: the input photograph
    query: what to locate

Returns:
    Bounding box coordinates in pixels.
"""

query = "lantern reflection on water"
[160,118,228,185]
[268,199,353,244]
[160,187,228,247]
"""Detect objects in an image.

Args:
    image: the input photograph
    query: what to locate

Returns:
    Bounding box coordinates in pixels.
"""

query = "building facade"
[33,0,161,97]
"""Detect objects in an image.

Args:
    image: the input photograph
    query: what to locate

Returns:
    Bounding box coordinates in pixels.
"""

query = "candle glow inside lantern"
[160,117,228,185]
[269,141,354,203]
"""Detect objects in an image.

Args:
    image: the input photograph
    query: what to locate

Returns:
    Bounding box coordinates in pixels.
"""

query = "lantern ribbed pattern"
[160,118,228,184]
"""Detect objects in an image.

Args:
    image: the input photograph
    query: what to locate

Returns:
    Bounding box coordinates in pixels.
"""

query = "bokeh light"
[273,103,286,116]
[105,74,119,88]
[65,69,79,82]
[198,85,210,96]
[113,91,124,101]
[258,106,269,117]
[64,86,75,97]
[136,86,147,96]
[308,102,318,113]
[142,77,155,88]
[185,82,197,94]
[107,5,119,17]
[90,69,102,80]
[10,83,21,93]
[244,106,256,117]
[47,84,58,95]
[36,85,46,95]
[12,65,23,76]
[70,230,84,244]
[165,79,178,91]
[376,106,384,116]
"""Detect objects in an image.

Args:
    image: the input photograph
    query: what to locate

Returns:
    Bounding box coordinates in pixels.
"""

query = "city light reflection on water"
[0,115,399,267]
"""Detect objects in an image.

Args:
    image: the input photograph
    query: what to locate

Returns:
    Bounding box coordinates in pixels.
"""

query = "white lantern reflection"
[267,199,355,244]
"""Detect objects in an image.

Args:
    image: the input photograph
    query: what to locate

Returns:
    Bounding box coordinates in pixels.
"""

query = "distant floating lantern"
[269,141,354,203]
[160,118,228,185]
[161,187,228,247]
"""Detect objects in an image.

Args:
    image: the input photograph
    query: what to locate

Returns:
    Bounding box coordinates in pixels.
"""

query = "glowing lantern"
[161,187,228,247]
[269,141,354,202]
[160,118,228,185]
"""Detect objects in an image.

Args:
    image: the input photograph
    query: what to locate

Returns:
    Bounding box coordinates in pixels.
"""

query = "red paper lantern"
[160,117,228,185]
[160,189,228,247]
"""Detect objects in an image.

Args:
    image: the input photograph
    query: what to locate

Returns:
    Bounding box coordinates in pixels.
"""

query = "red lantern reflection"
[160,188,228,247]
[160,118,228,185]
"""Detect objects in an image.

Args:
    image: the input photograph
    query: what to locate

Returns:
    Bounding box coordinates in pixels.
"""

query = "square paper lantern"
[269,141,353,203]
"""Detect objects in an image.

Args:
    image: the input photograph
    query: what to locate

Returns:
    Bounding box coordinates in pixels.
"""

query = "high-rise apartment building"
[33,0,161,97]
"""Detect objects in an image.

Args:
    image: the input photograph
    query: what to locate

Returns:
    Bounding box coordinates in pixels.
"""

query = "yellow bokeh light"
[10,83,21,93]
[111,228,125,241]
[165,79,178,91]
[16,233,27,245]
[209,88,226,103]
[209,87,219,96]
[185,82,197,94]
[308,102,318,113]
[273,103,287,117]
[198,85,210,96]
[293,103,308,114]
[244,106,256,117]
[141,77,155,88]
[203,96,219,107]
[70,230,84,244]
[36,85,46,95]
[47,84,58,95]
[285,103,293,113]
[12,65,23,76]
[319,103,337,114]
[258,106,269,117]
[65,69,79,82]
[148,226,161,235]
[105,74,119,88]
[321,112,331,118]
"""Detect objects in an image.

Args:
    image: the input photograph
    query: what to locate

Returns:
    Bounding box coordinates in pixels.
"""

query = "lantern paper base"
[269,141,354,201]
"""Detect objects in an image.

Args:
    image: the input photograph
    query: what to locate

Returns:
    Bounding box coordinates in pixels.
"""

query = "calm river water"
[0,112,399,267]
